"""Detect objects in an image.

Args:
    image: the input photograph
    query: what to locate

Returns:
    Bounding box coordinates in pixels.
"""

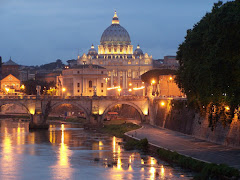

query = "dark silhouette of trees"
[176,0,240,113]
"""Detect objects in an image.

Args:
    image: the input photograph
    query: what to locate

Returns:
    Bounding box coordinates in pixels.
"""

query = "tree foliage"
[23,80,55,95]
[176,0,240,112]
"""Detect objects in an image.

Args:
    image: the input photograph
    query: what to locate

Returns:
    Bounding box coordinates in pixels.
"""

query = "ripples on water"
[0,120,193,180]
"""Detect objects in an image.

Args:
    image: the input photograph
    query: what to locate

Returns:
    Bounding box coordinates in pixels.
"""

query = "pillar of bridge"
[29,100,49,130]
[29,114,49,130]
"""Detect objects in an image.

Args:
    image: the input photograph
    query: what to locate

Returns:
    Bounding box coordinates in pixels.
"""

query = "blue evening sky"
[0,0,229,65]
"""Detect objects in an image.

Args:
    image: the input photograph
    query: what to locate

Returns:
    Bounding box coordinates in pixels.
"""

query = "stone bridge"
[0,95,150,126]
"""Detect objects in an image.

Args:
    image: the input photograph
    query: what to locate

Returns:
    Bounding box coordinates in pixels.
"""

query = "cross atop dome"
[112,11,119,24]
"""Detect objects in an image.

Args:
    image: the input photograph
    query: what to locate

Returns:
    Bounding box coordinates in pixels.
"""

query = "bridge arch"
[100,101,146,123]
[50,102,90,122]
[0,102,31,114]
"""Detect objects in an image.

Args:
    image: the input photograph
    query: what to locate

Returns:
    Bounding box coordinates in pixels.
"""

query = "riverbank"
[99,122,141,138]
[125,124,240,179]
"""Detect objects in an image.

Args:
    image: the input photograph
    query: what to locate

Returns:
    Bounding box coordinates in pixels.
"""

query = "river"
[0,120,193,180]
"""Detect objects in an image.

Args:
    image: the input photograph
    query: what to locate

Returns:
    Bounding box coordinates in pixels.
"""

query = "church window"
[128,61,131,64]
[101,83,104,88]
[136,62,139,64]
[77,83,80,87]
[89,81,92,88]
[77,90,80,92]
[77,71,80,74]
[101,90,103,93]
[114,48,117,52]
[100,61,103,64]
[128,70,131,77]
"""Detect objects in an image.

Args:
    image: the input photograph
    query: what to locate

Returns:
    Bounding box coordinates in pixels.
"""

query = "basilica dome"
[134,45,143,56]
[87,44,98,56]
[100,11,131,46]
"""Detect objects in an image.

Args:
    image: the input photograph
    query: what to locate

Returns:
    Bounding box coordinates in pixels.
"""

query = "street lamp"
[62,87,66,97]
[117,88,121,96]
[151,79,156,96]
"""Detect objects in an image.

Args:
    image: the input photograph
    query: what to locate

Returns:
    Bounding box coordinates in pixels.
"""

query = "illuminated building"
[0,74,21,94]
[77,11,153,95]
[57,64,108,96]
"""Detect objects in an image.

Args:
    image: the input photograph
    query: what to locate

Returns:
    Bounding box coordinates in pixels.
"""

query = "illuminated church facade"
[77,11,153,95]
[59,11,153,96]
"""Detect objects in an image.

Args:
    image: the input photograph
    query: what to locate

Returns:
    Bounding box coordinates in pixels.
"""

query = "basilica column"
[111,71,114,87]
[118,71,120,87]
[122,71,126,89]
[125,71,128,89]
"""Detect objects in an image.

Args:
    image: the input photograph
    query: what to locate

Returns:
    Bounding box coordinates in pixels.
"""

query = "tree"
[23,80,55,95]
[176,0,240,114]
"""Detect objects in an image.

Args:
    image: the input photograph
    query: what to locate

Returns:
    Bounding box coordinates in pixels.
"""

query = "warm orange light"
[129,83,132,86]
[129,88,132,92]
[5,88,9,93]
[117,88,121,92]
[169,76,173,80]
[151,80,156,84]
[20,85,25,89]
[62,88,66,92]
[225,106,230,111]
[161,101,165,106]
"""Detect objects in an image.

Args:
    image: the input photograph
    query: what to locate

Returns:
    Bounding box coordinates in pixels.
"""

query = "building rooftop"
[70,64,105,69]
[3,58,19,66]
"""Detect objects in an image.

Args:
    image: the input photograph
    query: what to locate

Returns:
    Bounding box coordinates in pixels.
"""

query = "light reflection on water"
[0,120,193,180]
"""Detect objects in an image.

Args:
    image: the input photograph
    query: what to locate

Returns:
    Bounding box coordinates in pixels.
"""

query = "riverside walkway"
[125,124,240,170]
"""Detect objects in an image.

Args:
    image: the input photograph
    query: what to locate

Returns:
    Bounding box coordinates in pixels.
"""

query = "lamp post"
[117,88,121,96]
[168,76,173,97]
[151,79,156,96]
[62,87,66,98]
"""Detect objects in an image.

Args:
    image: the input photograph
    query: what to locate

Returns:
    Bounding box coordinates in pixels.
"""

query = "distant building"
[157,75,183,97]
[77,12,153,95]
[19,66,36,82]
[57,64,108,96]
[1,74,21,95]
[153,56,179,70]
[35,70,62,83]
[2,58,20,79]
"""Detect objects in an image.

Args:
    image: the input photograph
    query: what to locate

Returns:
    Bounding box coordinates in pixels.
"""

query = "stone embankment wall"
[152,99,240,148]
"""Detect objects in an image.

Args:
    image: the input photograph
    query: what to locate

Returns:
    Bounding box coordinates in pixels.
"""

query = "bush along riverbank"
[156,148,240,180]
[124,135,240,180]
[99,123,141,138]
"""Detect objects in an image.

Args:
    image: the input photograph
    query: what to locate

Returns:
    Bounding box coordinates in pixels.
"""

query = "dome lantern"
[112,11,119,24]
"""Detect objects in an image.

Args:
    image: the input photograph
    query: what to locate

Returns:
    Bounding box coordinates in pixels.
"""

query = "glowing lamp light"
[62,88,66,92]
[129,88,132,92]
[169,76,173,80]
[20,85,25,89]
[129,83,132,86]
[225,106,230,111]
[151,79,156,84]
[99,109,103,115]
[160,101,165,107]
[29,108,35,115]
[117,88,121,92]
[144,109,148,115]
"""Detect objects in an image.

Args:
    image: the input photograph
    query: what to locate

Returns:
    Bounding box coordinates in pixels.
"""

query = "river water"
[0,120,193,180]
